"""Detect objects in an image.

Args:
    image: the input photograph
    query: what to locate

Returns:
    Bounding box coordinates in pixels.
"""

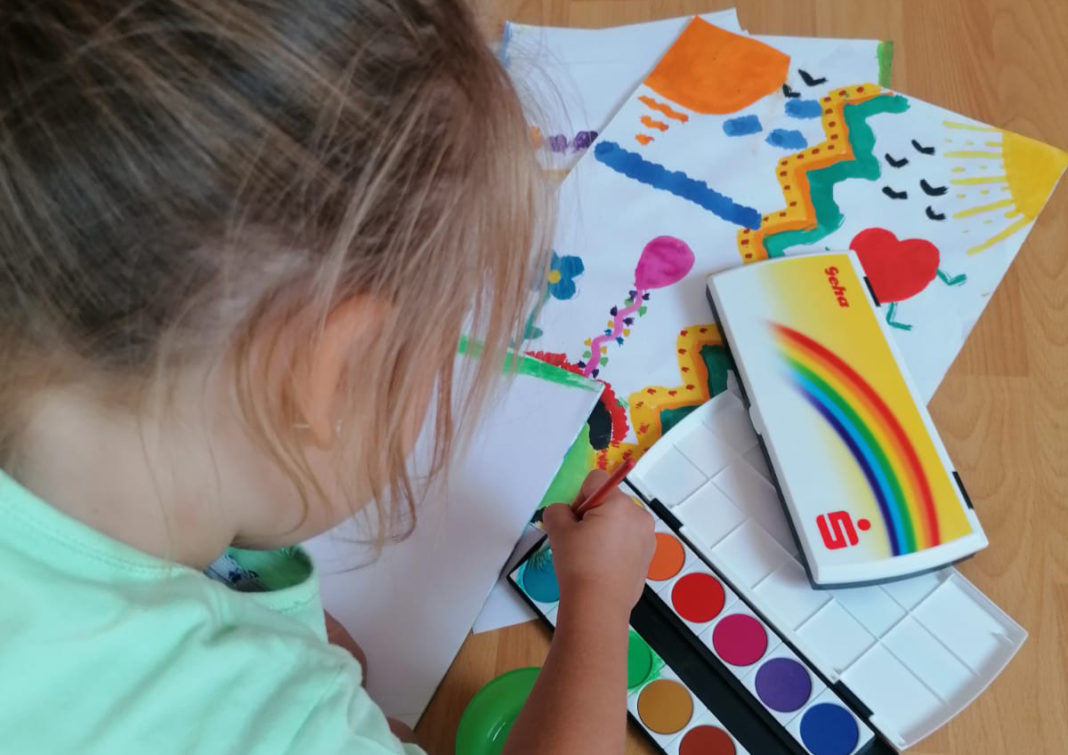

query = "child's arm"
[503,472,655,755]
[324,611,420,746]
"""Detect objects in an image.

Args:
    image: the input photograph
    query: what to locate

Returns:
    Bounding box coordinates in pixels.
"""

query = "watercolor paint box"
[626,391,1026,751]
[512,545,739,753]
[513,540,815,755]
[705,252,987,586]
[511,514,877,754]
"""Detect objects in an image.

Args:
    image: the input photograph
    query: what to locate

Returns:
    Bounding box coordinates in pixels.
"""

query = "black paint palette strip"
[631,590,801,754]
[630,493,884,755]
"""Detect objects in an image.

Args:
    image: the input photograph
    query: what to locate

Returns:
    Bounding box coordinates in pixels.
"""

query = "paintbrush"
[571,458,636,518]
[529,458,636,525]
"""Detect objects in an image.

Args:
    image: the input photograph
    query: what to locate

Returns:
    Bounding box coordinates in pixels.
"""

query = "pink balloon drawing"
[577,235,696,378]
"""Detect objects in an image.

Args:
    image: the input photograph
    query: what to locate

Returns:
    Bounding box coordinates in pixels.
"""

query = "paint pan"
[628,391,1026,750]
[514,543,560,627]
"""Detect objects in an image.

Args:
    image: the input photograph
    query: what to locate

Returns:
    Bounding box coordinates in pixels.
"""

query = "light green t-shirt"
[0,471,425,755]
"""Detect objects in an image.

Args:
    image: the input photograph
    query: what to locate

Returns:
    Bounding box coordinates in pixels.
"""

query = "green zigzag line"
[658,343,732,435]
[763,93,910,259]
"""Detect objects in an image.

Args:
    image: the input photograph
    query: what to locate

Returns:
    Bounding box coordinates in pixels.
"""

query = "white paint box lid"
[706,252,987,586]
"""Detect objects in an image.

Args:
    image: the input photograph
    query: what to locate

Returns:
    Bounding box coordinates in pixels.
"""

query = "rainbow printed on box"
[707,252,986,586]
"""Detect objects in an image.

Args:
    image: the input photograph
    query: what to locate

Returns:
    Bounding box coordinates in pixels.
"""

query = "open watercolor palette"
[706,252,988,586]
[511,392,1025,753]
[512,535,874,755]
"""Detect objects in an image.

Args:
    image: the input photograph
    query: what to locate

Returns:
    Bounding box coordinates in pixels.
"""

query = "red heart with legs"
[850,227,940,304]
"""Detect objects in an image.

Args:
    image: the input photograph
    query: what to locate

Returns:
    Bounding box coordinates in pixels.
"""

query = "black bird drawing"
[798,69,828,87]
[882,186,909,200]
[920,179,947,196]
[911,139,936,155]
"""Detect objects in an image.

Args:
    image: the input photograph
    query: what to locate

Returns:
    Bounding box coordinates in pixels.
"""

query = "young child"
[0,2,654,753]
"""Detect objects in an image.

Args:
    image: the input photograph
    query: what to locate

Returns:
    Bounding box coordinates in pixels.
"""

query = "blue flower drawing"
[548,251,584,300]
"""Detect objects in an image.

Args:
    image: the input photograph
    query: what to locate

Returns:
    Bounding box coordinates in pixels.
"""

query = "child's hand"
[542,471,655,619]
[506,473,653,755]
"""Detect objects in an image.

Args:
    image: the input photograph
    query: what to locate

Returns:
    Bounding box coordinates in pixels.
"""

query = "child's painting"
[529,18,1066,498]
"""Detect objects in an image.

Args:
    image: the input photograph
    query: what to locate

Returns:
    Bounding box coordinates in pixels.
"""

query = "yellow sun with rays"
[943,121,1068,254]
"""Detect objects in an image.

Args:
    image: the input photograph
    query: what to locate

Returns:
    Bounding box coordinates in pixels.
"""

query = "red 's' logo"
[817,511,871,550]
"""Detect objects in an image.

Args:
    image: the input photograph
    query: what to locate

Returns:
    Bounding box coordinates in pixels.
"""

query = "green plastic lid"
[455,667,539,755]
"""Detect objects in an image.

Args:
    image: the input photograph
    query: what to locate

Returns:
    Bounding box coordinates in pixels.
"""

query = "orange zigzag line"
[599,325,723,470]
[737,84,887,263]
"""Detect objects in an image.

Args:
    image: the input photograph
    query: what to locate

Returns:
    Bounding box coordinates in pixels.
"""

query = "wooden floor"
[417,2,1068,753]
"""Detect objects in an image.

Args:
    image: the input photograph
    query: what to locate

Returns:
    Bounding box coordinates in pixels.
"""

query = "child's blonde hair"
[0,1,548,544]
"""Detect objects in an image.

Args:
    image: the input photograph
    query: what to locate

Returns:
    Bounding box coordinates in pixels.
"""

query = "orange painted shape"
[638,95,690,123]
[640,115,670,132]
[645,18,789,115]
[635,133,654,146]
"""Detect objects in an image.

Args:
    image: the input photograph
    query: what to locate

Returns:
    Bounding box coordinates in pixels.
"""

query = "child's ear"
[297,296,387,448]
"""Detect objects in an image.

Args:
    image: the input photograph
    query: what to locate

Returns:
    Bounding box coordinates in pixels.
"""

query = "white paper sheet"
[470,523,543,634]
[306,367,601,725]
